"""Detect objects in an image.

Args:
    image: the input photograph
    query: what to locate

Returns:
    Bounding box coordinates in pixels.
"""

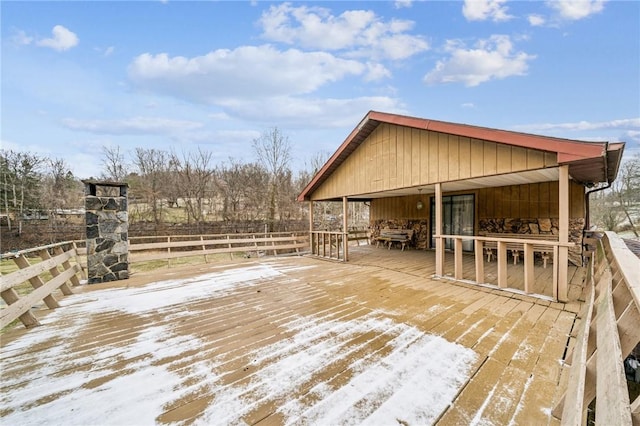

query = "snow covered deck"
[0,247,583,425]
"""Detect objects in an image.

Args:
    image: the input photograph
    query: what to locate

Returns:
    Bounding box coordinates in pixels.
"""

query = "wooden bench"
[483,233,559,267]
[375,229,414,251]
[348,229,371,245]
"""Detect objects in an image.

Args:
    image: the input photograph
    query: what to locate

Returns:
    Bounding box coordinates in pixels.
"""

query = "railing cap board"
[1,241,75,260]
[437,234,573,247]
[604,231,640,311]
[128,231,307,241]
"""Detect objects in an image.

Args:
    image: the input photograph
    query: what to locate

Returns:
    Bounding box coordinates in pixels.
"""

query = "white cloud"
[364,62,392,82]
[36,25,79,51]
[546,0,606,20]
[209,112,231,121]
[513,117,640,133]
[128,45,365,102]
[424,35,535,87]
[528,14,546,26]
[462,0,512,22]
[61,117,203,135]
[10,29,33,46]
[218,96,406,128]
[394,0,413,9]
[258,3,428,60]
[461,102,475,108]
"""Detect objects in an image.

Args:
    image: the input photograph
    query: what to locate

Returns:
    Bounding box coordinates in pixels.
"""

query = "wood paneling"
[477,181,585,219]
[311,123,564,201]
[371,180,586,224]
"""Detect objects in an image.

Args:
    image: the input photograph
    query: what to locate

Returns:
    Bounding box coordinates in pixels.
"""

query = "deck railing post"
[497,240,507,288]
[523,243,534,293]
[435,183,444,276]
[475,239,484,284]
[454,237,463,280]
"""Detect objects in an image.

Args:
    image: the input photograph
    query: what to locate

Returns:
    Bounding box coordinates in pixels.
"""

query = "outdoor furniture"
[483,233,559,267]
[375,229,414,251]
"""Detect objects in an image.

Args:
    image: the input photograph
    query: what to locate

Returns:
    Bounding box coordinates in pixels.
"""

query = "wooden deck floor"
[1,247,584,425]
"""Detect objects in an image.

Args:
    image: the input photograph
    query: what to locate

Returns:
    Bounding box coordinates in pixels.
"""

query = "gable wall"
[311,123,559,200]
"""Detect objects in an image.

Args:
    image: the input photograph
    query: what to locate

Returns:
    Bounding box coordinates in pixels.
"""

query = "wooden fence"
[1,242,85,329]
[126,232,310,265]
[553,231,640,425]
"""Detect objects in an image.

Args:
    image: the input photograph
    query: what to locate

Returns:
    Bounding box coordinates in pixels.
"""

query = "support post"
[309,200,314,255]
[475,239,485,283]
[558,165,569,301]
[454,238,463,280]
[435,183,443,276]
[343,196,349,261]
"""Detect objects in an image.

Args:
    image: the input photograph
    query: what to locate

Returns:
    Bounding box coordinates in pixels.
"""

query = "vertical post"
[454,238,463,279]
[524,243,534,293]
[435,183,444,276]
[343,196,349,261]
[308,200,314,255]
[475,239,484,283]
[558,165,569,302]
[498,240,507,288]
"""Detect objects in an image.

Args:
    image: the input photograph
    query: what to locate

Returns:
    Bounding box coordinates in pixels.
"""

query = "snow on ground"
[1,261,477,425]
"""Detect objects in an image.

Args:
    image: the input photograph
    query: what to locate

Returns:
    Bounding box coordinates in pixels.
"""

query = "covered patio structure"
[298,111,625,302]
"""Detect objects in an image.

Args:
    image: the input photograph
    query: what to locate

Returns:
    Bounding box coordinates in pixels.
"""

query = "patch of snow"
[1,262,478,425]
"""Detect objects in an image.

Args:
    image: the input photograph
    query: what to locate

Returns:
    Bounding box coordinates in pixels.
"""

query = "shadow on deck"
[0,247,585,425]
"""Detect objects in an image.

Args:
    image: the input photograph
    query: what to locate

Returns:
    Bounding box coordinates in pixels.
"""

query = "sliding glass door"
[431,194,475,251]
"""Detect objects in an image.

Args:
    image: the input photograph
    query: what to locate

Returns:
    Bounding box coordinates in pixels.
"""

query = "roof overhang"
[298,111,626,202]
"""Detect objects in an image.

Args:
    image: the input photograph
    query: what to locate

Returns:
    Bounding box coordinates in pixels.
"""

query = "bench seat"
[375,229,414,251]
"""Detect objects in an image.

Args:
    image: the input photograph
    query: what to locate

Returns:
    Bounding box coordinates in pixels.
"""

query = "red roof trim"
[297,110,619,201]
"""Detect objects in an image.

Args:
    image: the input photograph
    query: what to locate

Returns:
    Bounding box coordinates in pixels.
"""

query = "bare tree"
[612,154,640,236]
[132,148,170,225]
[252,127,292,231]
[41,159,83,242]
[0,150,44,234]
[172,148,215,229]
[101,145,129,181]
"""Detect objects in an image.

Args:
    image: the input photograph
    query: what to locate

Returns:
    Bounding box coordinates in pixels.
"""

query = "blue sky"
[2,0,639,179]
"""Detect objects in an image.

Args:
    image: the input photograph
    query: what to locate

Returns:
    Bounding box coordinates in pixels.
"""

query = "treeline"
[1,128,367,247]
[589,153,640,236]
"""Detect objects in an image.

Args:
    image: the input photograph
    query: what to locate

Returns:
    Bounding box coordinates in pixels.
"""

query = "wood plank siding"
[311,123,559,201]
[369,181,584,222]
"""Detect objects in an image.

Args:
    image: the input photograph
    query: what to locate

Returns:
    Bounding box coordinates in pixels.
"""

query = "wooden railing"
[127,232,310,265]
[347,229,370,246]
[310,231,347,261]
[552,231,639,424]
[437,234,573,301]
[1,241,85,329]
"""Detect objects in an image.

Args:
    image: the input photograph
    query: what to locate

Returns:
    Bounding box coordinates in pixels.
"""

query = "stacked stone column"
[83,181,129,283]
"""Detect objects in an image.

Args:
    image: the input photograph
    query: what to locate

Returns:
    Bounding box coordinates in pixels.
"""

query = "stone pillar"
[83,180,129,284]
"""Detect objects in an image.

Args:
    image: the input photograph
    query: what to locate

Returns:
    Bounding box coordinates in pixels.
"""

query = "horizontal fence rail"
[436,234,574,301]
[127,232,310,265]
[1,241,85,329]
[553,231,640,425]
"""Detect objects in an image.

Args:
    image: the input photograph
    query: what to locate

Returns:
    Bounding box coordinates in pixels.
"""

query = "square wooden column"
[343,196,349,261]
[308,200,314,255]
[435,183,444,276]
[558,165,569,301]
